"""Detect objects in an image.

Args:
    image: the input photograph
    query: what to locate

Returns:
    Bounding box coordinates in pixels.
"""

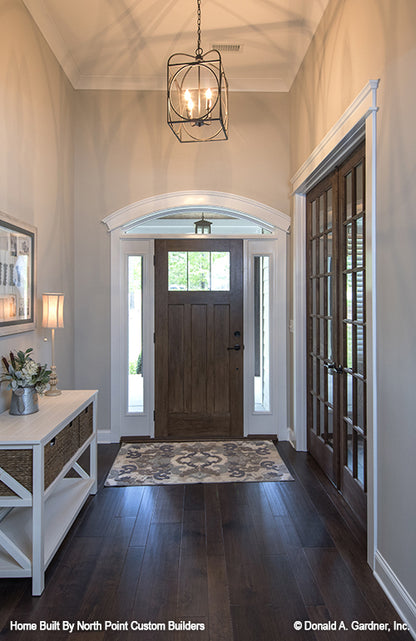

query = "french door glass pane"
[357,434,365,484]
[346,172,352,218]
[356,217,364,266]
[347,423,353,470]
[319,195,325,232]
[356,162,364,214]
[327,188,333,230]
[128,256,143,413]
[346,223,353,269]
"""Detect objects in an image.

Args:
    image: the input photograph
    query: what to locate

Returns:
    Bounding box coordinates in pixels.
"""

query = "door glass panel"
[320,401,325,437]
[319,237,325,273]
[211,252,230,290]
[327,188,333,230]
[327,319,333,360]
[319,278,325,314]
[168,251,230,291]
[327,275,332,317]
[254,256,270,411]
[356,162,363,214]
[168,251,188,290]
[327,232,333,273]
[356,270,364,322]
[319,195,325,232]
[312,355,317,393]
[312,200,317,236]
[313,395,318,435]
[347,423,353,470]
[356,378,365,429]
[320,319,325,357]
[356,325,365,376]
[188,252,210,290]
[357,434,365,485]
[346,273,353,319]
[346,172,352,219]
[312,239,317,275]
[327,369,333,405]
[320,362,325,398]
[346,323,353,369]
[346,223,353,269]
[128,256,144,413]
[327,407,334,447]
[312,317,317,352]
[356,217,364,266]
[346,373,353,419]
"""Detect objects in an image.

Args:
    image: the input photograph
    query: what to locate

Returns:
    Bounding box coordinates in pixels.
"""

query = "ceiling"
[23,0,329,92]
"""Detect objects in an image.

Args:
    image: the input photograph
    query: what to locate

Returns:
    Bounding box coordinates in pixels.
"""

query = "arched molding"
[102,190,290,234]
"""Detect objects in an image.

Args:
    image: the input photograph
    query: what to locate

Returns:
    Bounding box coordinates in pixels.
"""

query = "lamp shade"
[42,293,64,329]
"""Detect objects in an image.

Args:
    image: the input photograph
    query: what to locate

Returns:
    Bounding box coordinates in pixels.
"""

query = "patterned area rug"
[105,440,293,486]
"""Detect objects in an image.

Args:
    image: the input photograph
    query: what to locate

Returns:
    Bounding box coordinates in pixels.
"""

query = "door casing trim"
[106,193,290,443]
[290,79,379,569]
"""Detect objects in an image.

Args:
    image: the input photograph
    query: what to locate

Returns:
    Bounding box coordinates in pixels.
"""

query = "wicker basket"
[44,419,78,489]
[78,404,93,446]
[0,449,33,496]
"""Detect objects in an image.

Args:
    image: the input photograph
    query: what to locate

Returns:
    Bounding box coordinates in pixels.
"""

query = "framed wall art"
[0,213,36,336]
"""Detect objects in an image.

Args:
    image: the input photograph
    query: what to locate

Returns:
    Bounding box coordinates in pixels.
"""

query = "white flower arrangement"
[1,348,51,394]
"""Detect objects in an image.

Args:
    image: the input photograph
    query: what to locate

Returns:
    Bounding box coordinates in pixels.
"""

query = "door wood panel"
[155,239,243,439]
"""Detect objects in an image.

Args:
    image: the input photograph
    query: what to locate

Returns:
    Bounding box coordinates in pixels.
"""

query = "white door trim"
[290,79,379,570]
[102,190,290,234]
[105,192,290,443]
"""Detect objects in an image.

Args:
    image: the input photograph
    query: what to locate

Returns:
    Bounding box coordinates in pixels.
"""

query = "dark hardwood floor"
[0,442,412,641]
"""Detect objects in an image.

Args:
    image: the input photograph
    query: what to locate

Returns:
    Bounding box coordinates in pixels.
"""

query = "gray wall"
[290,0,416,609]
[0,0,75,409]
[74,89,290,432]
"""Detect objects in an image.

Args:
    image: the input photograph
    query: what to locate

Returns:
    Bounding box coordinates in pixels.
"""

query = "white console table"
[0,390,98,595]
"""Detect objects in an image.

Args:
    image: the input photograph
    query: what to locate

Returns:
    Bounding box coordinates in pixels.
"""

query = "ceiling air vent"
[212,43,242,53]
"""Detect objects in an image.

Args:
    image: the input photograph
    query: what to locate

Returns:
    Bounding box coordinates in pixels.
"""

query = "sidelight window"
[128,256,143,413]
[254,255,270,412]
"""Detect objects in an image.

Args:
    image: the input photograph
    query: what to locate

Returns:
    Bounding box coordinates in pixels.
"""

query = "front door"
[306,143,367,527]
[154,239,243,439]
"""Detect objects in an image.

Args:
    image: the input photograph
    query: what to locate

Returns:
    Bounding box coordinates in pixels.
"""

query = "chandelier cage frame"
[166,0,229,143]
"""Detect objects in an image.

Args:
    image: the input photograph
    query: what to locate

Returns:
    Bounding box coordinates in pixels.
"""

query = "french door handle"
[324,361,344,374]
[227,344,241,351]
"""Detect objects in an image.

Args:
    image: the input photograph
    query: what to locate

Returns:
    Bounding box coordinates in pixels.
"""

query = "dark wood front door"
[307,142,367,527]
[155,239,243,439]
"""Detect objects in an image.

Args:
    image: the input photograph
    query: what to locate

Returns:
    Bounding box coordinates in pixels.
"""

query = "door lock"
[324,361,344,374]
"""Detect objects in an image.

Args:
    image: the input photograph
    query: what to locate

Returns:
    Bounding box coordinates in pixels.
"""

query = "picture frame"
[0,212,36,336]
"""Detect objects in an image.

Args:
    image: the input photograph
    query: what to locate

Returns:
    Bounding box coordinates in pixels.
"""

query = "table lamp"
[42,293,64,396]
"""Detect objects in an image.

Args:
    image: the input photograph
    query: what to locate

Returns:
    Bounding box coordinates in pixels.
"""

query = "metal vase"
[9,387,39,415]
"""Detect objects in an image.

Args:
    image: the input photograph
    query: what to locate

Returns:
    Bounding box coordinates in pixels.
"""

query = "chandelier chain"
[196,0,203,57]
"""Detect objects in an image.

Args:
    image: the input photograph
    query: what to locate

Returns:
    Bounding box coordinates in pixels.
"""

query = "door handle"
[324,361,343,374]
[227,344,241,351]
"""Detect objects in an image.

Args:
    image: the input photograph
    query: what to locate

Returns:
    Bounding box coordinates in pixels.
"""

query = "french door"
[307,143,367,526]
[154,238,243,439]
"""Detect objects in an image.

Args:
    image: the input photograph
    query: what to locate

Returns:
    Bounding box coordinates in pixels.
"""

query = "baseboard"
[288,426,296,448]
[374,551,416,639]
[97,429,114,444]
